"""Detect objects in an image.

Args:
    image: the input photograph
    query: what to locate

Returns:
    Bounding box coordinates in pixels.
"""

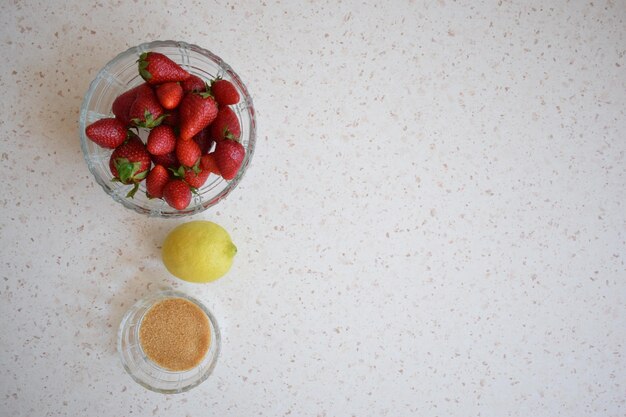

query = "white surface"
[1,1,625,416]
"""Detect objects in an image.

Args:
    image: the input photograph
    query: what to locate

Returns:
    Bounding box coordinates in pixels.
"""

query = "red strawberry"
[155,82,183,110]
[209,106,241,141]
[184,166,210,188]
[150,151,178,170]
[181,74,206,93]
[200,153,221,175]
[85,118,127,149]
[192,128,214,154]
[178,91,218,140]
[147,125,177,156]
[129,86,165,128]
[162,109,180,127]
[112,83,151,126]
[138,52,190,85]
[109,135,151,197]
[163,179,192,210]
[213,139,245,180]
[145,165,170,198]
[176,138,201,167]
[210,79,240,105]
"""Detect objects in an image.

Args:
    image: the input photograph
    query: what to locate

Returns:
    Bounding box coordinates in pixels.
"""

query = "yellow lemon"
[162,221,237,283]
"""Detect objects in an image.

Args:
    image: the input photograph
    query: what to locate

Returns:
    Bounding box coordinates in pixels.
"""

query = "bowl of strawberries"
[79,40,256,217]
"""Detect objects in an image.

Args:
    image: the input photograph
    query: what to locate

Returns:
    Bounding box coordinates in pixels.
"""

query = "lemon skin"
[162,221,237,283]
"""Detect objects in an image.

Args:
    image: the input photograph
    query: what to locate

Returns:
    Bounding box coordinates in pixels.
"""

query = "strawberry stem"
[126,183,140,198]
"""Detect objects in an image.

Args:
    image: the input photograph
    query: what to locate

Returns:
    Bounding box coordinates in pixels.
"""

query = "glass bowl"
[117,290,221,393]
[79,40,256,217]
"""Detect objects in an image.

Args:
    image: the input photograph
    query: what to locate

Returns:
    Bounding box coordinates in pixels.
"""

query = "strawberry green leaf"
[133,110,167,129]
[139,68,152,81]
[138,53,151,81]
[114,158,141,184]
[169,166,186,178]
[196,87,214,99]
[192,159,201,174]
[224,128,240,142]
[134,170,148,181]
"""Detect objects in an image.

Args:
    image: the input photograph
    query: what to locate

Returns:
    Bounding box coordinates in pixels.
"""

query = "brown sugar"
[139,298,211,371]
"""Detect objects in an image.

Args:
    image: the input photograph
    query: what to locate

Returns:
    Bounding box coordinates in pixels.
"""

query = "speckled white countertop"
[1,1,625,416]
